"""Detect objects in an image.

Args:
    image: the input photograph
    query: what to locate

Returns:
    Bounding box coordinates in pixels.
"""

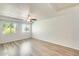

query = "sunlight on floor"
[0,40,32,56]
[3,45,18,56]
[20,41,32,56]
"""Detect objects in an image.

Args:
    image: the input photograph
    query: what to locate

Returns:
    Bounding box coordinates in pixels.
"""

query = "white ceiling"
[50,3,78,11]
[0,3,29,20]
[0,3,78,20]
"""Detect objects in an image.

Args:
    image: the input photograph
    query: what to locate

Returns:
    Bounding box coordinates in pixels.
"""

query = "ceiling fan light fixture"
[26,14,37,23]
[27,19,31,22]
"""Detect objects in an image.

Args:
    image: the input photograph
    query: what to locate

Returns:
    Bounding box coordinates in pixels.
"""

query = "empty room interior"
[0,3,79,56]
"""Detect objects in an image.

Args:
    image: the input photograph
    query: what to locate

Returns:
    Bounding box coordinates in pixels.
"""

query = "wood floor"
[31,38,79,56]
[0,38,79,56]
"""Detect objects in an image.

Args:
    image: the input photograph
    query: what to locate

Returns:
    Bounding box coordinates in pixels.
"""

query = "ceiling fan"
[26,14,37,23]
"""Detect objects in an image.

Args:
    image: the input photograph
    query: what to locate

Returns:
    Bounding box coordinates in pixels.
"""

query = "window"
[22,24,29,33]
[2,22,16,35]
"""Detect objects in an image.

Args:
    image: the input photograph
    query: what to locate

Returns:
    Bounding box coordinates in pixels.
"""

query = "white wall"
[32,5,79,50]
